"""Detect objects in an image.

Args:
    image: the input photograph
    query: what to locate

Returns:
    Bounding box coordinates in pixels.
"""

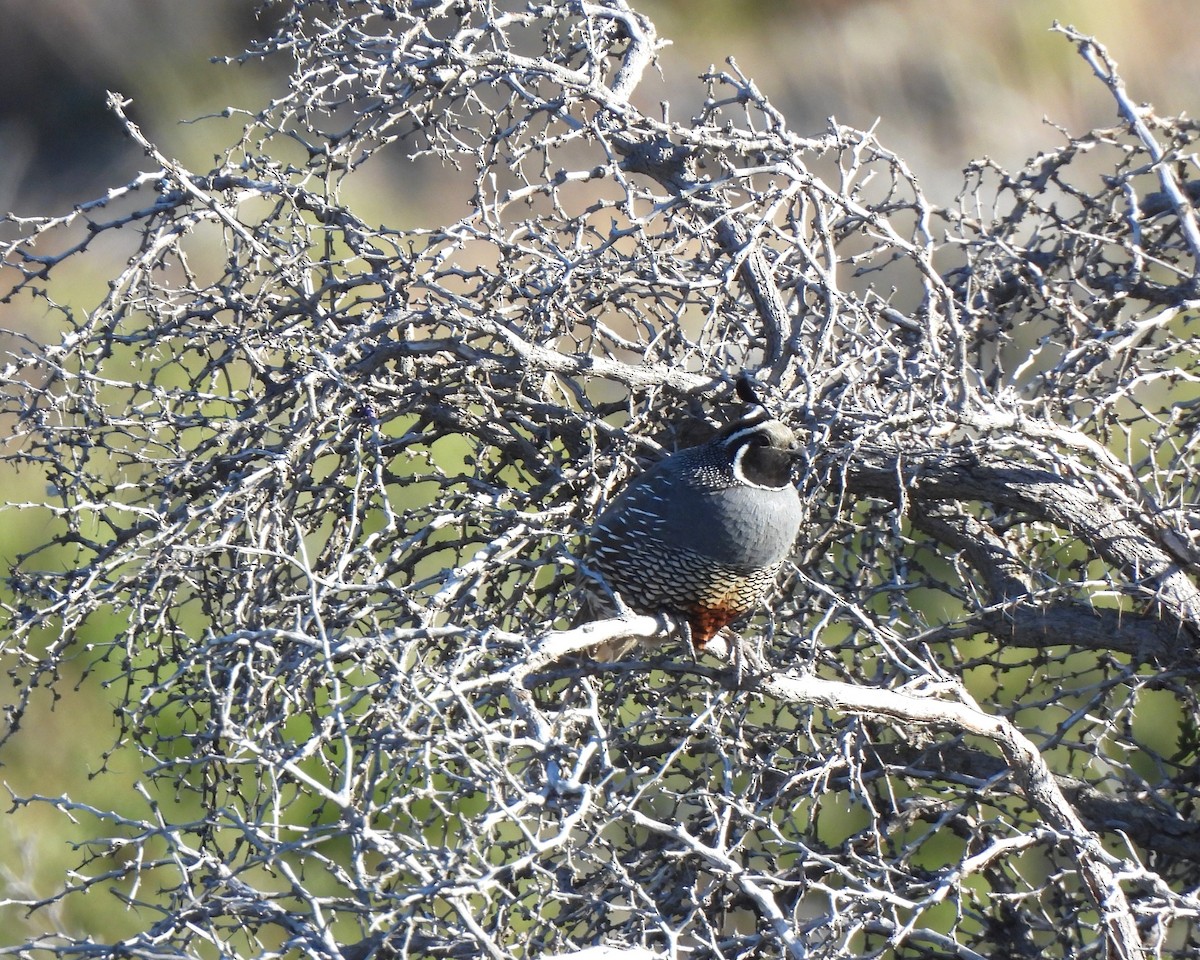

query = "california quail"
[583,402,804,652]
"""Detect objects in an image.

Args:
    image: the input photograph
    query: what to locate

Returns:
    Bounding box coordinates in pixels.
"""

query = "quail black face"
[722,417,801,490]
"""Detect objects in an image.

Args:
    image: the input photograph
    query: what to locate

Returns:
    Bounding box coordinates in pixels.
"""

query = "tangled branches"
[2,3,1200,958]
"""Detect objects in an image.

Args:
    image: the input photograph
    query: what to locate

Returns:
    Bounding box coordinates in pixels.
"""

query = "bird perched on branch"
[582,377,804,656]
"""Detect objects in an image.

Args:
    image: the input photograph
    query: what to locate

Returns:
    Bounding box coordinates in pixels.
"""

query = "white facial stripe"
[721,425,766,450]
[720,415,794,452]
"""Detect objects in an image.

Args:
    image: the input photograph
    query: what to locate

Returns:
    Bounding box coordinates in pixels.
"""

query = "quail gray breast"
[584,406,803,649]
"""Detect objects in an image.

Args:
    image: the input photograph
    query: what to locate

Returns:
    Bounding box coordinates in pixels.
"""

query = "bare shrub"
[2,4,1199,958]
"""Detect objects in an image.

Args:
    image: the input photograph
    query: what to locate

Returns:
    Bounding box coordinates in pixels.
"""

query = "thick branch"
[752,665,1144,960]
[844,445,1200,643]
[910,501,1030,602]
[872,741,1200,862]
[354,310,712,397]
[927,601,1190,667]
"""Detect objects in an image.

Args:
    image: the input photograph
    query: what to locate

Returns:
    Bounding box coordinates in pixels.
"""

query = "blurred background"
[2,0,1198,217]
[1,0,1198,944]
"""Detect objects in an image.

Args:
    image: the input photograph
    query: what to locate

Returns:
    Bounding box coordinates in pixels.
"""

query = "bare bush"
[3,3,1200,958]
